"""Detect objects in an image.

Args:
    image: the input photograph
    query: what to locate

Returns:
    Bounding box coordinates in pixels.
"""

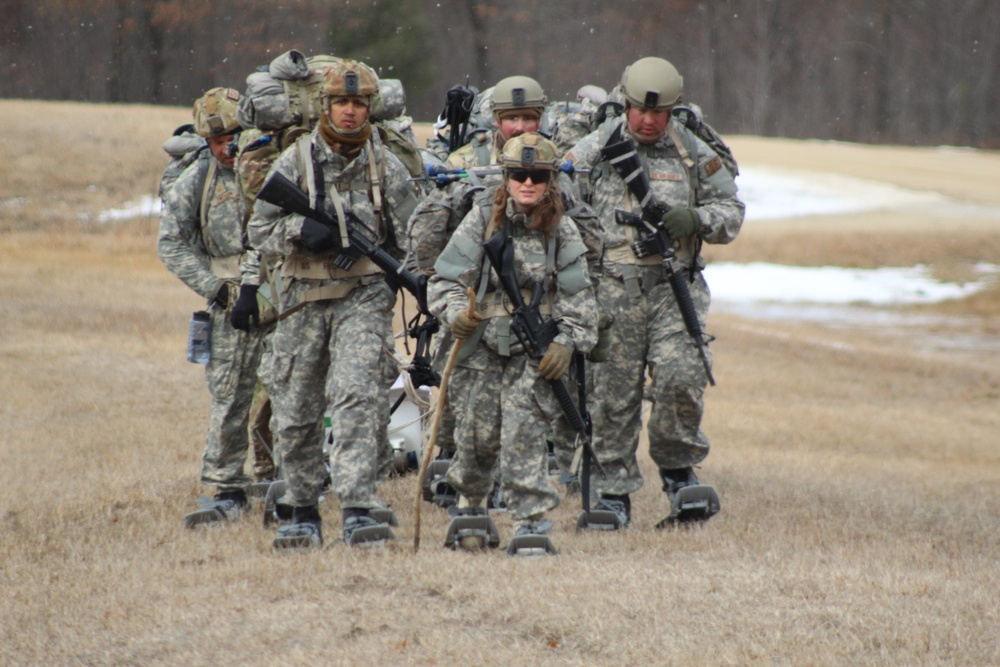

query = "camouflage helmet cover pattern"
[499,132,560,171]
[619,57,683,110]
[491,75,547,117]
[192,87,242,138]
[322,59,380,105]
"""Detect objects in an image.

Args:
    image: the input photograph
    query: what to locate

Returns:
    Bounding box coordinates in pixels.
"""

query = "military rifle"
[256,171,431,315]
[614,209,715,386]
[600,132,715,386]
[481,228,605,478]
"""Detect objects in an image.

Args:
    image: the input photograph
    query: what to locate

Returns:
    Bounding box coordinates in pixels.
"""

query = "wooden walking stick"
[413,287,478,552]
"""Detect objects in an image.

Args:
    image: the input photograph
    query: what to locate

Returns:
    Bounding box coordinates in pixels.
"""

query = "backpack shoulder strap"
[196,154,216,248]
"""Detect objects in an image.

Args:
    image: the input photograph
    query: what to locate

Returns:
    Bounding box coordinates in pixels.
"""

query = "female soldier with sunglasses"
[426,133,598,554]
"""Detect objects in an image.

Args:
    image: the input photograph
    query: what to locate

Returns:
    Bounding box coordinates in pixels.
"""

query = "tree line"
[2,0,998,148]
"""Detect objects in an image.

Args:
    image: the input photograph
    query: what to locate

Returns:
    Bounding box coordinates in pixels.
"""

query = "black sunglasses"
[507,168,551,184]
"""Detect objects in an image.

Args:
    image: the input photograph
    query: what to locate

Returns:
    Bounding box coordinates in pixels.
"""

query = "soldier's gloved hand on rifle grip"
[538,342,571,380]
[299,217,337,254]
[450,311,481,339]
[230,285,260,332]
[661,208,700,241]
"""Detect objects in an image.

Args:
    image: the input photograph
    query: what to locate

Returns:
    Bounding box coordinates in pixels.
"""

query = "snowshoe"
[370,506,399,527]
[183,491,246,529]
[444,507,500,551]
[272,520,323,551]
[343,512,396,547]
[577,494,629,531]
[506,519,558,557]
[655,468,720,527]
[247,477,277,499]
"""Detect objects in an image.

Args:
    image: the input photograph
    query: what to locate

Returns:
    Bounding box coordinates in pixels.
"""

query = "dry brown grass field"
[2,100,999,666]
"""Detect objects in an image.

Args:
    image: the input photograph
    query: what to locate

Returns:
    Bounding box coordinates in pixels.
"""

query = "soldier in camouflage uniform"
[428,133,598,550]
[563,57,744,527]
[408,78,605,498]
[158,87,266,526]
[247,59,420,549]
[407,76,549,494]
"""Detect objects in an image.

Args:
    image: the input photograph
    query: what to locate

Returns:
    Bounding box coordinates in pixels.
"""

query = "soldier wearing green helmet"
[427,133,598,555]
[247,58,421,550]
[406,76,607,510]
[445,74,548,170]
[158,87,271,529]
[563,56,745,528]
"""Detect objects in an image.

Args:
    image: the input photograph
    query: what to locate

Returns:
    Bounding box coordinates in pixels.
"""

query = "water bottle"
[186,310,211,364]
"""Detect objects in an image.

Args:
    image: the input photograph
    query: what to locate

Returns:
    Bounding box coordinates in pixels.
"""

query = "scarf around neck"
[318,113,371,159]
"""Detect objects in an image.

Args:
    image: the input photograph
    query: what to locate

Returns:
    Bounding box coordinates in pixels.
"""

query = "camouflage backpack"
[234,51,340,220]
[237,50,340,132]
[158,123,207,203]
[235,52,425,213]
[671,104,739,177]
[233,126,309,224]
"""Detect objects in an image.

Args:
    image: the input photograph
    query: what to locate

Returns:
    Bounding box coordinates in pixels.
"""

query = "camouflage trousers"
[262,281,396,509]
[589,272,713,496]
[444,346,562,521]
[201,306,265,492]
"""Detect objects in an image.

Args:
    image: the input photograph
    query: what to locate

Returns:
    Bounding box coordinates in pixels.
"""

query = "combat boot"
[655,467,720,528]
[183,489,247,528]
[272,504,323,551]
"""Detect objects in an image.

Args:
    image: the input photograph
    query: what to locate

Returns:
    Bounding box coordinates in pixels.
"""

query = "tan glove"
[451,311,481,339]
[538,342,571,380]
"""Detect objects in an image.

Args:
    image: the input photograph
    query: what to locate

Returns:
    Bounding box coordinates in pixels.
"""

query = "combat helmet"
[619,57,683,110]
[321,59,380,107]
[491,75,547,120]
[192,87,241,138]
[499,132,560,172]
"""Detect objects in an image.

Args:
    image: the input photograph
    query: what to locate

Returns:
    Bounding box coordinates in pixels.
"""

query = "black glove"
[300,218,337,254]
[661,208,700,241]
[230,284,260,331]
[212,282,232,308]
